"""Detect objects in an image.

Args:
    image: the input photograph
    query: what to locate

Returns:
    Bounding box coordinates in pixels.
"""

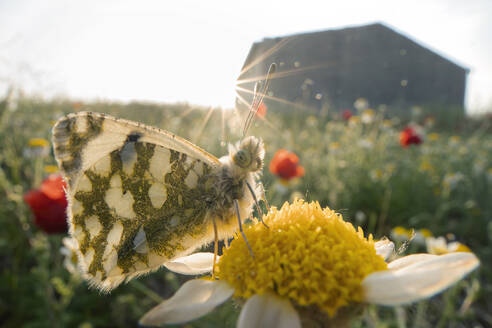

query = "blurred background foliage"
[0,93,491,327]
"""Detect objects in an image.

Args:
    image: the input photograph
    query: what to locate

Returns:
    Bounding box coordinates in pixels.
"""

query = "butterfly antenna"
[241,82,260,138]
[242,63,276,138]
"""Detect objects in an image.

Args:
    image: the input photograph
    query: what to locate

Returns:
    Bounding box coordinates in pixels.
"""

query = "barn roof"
[245,22,469,73]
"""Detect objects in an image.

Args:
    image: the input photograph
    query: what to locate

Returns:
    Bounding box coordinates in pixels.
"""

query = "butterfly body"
[52,111,264,291]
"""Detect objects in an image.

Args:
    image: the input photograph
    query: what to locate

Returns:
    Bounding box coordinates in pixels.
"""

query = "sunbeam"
[220,107,226,146]
[192,106,215,144]
[235,92,281,134]
[179,106,196,118]
[237,37,294,79]
[235,85,319,113]
[236,61,337,86]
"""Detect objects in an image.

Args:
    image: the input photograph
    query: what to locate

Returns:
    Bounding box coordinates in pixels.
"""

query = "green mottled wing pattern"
[52,112,220,291]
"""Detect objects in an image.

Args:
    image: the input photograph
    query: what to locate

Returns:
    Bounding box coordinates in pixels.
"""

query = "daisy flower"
[426,236,471,255]
[390,226,413,242]
[60,237,81,275]
[361,109,375,124]
[23,138,50,158]
[354,97,369,111]
[140,200,479,327]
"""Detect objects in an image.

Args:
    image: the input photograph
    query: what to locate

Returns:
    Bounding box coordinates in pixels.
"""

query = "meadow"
[0,93,491,327]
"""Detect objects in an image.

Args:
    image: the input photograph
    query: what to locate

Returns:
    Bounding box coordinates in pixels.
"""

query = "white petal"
[139,279,234,326]
[426,236,448,254]
[387,253,437,270]
[375,239,394,260]
[163,252,217,275]
[237,293,301,328]
[363,252,479,305]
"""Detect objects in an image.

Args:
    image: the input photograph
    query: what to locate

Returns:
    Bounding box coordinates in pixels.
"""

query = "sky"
[0,0,491,113]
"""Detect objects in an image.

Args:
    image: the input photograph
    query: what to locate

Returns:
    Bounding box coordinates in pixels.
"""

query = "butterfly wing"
[53,111,220,188]
[52,112,221,291]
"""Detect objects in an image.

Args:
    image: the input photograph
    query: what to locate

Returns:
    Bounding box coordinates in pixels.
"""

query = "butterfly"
[52,64,276,292]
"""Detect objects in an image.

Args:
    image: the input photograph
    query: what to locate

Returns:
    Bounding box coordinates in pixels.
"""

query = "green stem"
[378,186,392,236]
[394,306,406,328]
[413,301,427,328]
[436,287,457,328]
[131,280,164,304]
[34,157,44,187]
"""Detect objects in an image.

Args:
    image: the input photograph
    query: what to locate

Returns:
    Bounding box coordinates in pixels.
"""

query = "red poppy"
[256,102,267,119]
[400,127,422,147]
[24,174,68,234]
[269,149,305,180]
[342,109,353,121]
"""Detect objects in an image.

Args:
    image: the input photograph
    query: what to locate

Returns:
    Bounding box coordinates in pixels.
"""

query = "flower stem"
[131,280,164,304]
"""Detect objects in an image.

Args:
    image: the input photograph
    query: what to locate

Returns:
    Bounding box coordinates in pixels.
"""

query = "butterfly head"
[229,136,264,173]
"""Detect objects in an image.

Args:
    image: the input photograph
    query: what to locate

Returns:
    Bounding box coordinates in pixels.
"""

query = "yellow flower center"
[453,243,471,253]
[428,133,440,141]
[419,228,433,238]
[28,138,49,148]
[392,226,412,238]
[218,200,387,317]
[44,165,59,174]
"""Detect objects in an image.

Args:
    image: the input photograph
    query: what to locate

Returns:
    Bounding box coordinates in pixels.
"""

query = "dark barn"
[237,23,468,117]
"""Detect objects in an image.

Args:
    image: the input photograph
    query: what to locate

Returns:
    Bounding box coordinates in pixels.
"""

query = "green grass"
[0,94,491,327]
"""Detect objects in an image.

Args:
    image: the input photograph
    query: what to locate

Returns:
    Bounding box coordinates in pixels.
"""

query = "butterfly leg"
[212,216,219,279]
[245,181,269,228]
[234,199,255,259]
[258,182,270,213]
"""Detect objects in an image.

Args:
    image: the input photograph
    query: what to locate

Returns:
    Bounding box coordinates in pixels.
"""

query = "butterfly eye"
[233,149,251,168]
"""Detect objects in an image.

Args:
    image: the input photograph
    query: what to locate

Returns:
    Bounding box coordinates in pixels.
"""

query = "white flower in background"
[348,115,360,126]
[413,228,433,246]
[370,168,384,182]
[390,226,413,243]
[472,161,485,175]
[449,136,461,146]
[443,172,465,190]
[329,141,340,154]
[426,236,471,255]
[458,146,468,156]
[354,97,369,111]
[355,210,366,225]
[305,115,318,127]
[60,237,80,275]
[140,201,479,328]
[358,138,373,149]
[23,138,50,158]
[370,164,397,183]
[361,109,375,124]
[411,106,422,117]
